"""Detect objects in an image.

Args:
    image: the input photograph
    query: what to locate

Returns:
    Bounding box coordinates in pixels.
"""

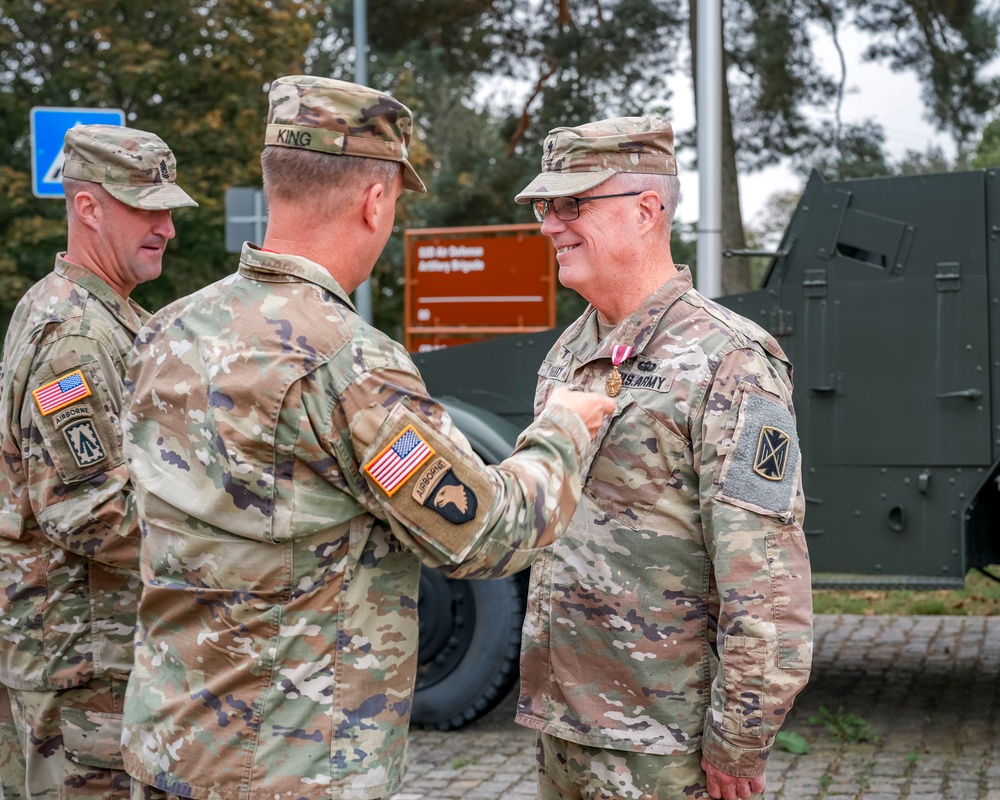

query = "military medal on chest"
[606,344,634,397]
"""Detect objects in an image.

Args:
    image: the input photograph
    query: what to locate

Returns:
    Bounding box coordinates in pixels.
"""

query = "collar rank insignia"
[753,425,791,481]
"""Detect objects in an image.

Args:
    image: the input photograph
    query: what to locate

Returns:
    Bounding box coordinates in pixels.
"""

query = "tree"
[307,0,687,331]
[973,115,1000,169]
[0,1,321,332]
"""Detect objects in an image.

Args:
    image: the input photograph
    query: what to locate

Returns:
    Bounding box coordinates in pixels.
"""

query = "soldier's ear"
[361,181,387,234]
[72,190,102,231]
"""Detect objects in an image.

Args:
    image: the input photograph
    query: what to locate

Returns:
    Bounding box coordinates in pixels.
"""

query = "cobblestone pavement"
[390,614,1000,800]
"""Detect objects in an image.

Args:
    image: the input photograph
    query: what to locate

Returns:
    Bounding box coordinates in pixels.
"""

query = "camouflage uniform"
[120,76,592,800]
[514,119,813,798]
[0,127,195,800]
[0,687,24,800]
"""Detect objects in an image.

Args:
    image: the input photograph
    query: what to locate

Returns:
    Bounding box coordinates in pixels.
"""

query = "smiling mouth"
[556,244,579,255]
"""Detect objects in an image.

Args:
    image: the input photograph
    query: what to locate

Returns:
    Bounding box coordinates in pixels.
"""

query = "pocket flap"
[60,707,125,770]
[0,509,25,542]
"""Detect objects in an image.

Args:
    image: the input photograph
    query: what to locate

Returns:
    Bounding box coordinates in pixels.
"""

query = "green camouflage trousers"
[535,732,760,800]
[0,687,25,800]
[8,678,130,800]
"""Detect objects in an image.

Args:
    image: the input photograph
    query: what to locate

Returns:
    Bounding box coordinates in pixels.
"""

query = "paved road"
[389,614,1000,800]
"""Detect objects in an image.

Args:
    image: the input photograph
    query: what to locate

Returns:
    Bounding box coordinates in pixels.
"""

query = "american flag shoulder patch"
[32,369,93,416]
[364,424,436,497]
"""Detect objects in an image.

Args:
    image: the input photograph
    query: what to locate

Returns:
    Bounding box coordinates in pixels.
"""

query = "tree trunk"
[688,0,751,295]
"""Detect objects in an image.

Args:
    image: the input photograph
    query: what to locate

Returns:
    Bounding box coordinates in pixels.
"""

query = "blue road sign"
[30,107,125,199]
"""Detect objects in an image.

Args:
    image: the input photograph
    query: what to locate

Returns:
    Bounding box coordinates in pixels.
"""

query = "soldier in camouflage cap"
[62,125,197,210]
[0,123,196,800]
[119,75,613,800]
[514,116,813,800]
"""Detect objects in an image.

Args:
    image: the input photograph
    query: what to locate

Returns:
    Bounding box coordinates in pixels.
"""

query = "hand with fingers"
[547,386,617,439]
[703,757,766,800]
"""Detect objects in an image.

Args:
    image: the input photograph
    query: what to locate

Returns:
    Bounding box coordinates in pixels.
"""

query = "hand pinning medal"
[606,344,634,397]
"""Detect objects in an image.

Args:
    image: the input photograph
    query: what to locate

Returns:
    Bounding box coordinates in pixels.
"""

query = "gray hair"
[613,172,681,229]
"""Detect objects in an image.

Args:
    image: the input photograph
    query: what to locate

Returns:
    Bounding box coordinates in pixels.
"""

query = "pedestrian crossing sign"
[30,106,125,199]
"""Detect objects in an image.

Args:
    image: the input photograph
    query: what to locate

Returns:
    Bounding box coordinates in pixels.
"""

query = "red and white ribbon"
[611,345,634,366]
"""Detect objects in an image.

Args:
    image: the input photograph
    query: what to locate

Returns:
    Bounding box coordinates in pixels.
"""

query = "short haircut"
[63,177,108,217]
[261,146,400,211]
[613,172,681,230]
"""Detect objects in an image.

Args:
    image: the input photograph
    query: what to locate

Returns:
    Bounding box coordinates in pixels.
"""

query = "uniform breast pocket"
[583,396,689,530]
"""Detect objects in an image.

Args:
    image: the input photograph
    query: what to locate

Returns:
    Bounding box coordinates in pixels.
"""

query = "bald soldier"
[0,125,196,800]
[119,76,614,800]
[514,117,813,800]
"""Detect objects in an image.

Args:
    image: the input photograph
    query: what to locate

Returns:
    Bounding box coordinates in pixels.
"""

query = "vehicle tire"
[411,568,526,730]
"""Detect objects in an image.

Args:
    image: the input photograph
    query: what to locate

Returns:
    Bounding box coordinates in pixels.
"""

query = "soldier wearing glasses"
[513,116,813,800]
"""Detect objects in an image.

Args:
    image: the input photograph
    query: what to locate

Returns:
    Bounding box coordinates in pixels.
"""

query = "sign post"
[404,224,556,352]
[30,106,126,199]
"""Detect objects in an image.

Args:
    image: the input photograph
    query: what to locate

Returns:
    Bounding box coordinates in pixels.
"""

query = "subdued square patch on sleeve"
[716,389,800,519]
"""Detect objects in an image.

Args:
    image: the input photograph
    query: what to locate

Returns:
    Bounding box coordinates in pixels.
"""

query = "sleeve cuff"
[531,403,591,465]
[701,725,771,778]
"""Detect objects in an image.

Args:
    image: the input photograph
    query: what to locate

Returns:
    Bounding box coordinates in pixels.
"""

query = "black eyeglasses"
[530,192,662,222]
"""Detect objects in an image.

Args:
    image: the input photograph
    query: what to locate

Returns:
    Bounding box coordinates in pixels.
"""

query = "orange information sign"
[404,224,556,352]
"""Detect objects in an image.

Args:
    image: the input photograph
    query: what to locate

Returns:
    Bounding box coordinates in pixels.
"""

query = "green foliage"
[973,115,1000,169]
[0,1,321,334]
[818,773,833,790]
[849,0,1000,149]
[812,566,1000,616]
[3,1,998,343]
[809,706,878,743]
[774,730,810,754]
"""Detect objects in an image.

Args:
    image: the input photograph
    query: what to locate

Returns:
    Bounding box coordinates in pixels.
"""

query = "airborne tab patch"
[364,425,435,497]
[753,426,791,481]
[62,419,107,468]
[33,370,92,416]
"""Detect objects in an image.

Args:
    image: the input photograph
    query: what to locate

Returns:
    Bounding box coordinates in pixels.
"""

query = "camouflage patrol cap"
[515,116,677,202]
[62,124,198,210]
[265,75,427,193]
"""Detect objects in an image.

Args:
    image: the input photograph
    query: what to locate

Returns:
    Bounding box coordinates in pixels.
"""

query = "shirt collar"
[238,243,357,311]
[53,253,149,335]
[561,265,694,364]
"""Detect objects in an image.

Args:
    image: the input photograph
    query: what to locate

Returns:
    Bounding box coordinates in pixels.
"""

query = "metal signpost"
[224,188,269,253]
[30,106,125,199]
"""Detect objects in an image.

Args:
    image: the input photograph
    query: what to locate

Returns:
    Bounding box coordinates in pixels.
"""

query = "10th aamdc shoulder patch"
[753,426,791,481]
[717,389,800,519]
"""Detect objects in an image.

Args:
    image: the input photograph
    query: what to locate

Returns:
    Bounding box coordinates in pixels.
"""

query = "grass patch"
[809,706,878,743]
[812,566,1000,616]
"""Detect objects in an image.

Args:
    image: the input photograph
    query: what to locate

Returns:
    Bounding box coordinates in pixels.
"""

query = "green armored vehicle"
[408,167,1000,729]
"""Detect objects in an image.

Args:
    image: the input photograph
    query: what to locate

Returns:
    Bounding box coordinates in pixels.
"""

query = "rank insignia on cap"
[63,419,107,467]
[365,425,435,497]
[753,426,791,481]
[32,370,92,416]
